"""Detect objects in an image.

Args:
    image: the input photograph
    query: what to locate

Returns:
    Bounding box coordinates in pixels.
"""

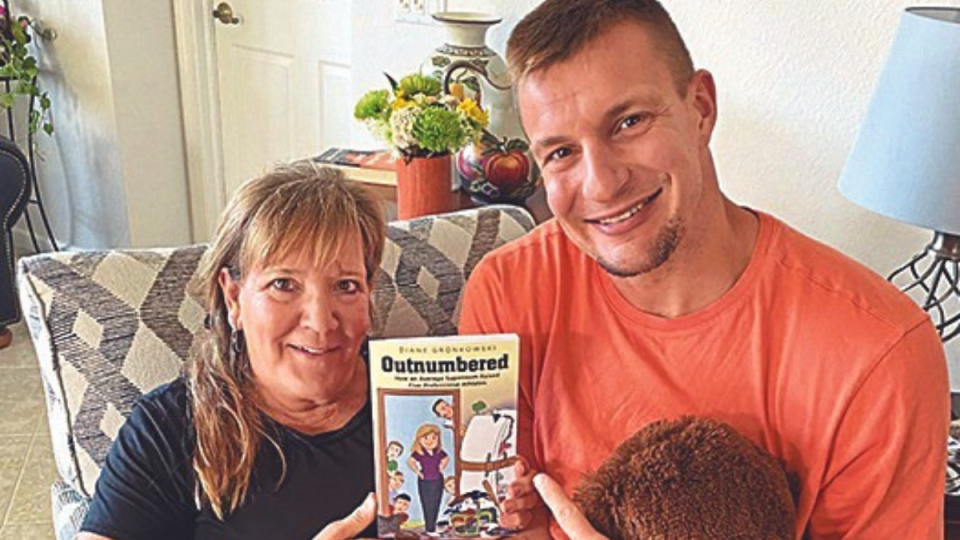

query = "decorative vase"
[395,154,457,220]
[425,12,540,206]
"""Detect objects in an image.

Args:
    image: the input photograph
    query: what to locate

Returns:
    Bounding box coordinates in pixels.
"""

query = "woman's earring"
[229,327,245,358]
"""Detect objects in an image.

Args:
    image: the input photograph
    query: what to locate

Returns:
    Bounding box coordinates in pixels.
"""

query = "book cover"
[369,334,520,539]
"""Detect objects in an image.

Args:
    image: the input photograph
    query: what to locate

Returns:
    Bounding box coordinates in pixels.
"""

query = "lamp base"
[888,231,960,342]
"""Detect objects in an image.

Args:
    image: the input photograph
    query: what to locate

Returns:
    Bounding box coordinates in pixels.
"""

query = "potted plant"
[354,73,488,219]
[0,5,52,136]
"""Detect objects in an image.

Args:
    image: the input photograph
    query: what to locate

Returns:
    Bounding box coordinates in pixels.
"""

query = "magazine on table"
[369,334,520,539]
[315,147,397,171]
[313,147,397,186]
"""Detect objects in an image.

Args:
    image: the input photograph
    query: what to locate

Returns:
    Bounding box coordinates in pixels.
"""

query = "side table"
[338,166,552,224]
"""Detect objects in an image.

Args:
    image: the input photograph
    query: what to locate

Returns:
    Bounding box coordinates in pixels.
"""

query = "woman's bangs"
[242,199,358,274]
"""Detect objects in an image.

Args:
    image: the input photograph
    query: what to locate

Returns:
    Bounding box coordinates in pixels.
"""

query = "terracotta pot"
[396,154,457,220]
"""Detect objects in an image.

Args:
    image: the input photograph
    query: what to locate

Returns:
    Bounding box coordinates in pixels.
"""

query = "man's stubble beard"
[598,217,686,278]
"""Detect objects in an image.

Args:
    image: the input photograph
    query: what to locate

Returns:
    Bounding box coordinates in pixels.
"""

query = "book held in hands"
[369,334,520,539]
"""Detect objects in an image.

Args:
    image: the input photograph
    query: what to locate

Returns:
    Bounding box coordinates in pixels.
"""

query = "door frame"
[173,0,226,241]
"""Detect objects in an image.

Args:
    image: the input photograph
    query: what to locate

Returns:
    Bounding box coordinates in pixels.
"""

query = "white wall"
[351,0,960,381]
[14,0,190,250]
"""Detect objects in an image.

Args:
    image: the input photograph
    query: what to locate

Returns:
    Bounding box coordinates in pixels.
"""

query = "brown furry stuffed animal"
[574,416,796,540]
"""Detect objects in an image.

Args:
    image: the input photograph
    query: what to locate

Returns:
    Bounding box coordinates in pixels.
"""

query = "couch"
[17,205,535,540]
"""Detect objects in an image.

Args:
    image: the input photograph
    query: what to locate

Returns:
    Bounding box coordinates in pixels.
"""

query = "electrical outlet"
[396,0,446,24]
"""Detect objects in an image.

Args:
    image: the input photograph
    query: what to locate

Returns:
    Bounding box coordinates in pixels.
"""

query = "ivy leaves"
[0,15,52,135]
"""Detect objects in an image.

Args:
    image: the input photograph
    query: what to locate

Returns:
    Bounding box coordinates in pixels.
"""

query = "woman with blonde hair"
[78,161,385,540]
[407,423,449,535]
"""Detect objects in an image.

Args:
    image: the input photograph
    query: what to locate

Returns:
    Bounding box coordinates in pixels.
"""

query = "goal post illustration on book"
[369,334,520,539]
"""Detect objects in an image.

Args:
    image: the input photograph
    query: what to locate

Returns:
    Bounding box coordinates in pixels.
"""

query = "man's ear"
[689,69,718,147]
[218,267,243,330]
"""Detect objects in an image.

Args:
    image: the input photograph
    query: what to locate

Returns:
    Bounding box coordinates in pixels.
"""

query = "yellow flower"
[458,98,489,127]
[392,96,414,110]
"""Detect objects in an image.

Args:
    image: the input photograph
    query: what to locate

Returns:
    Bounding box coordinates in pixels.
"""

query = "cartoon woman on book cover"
[408,423,449,535]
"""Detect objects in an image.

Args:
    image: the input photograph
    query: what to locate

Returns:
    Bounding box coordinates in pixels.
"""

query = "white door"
[212,0,354,203]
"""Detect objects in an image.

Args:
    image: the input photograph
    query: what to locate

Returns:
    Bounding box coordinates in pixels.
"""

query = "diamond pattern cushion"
[19,246,208,496]
[51,480,90,540]
[373,206,533,337]
[18,205,534,508]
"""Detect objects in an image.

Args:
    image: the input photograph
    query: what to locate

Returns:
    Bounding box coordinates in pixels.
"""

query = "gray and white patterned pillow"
[18,205,534,501]
[373,205,533,337]
[51,480,90,540]
[20,245,208,496]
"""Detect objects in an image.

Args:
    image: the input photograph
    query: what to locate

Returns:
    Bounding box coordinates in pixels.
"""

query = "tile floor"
[0,321,57,539]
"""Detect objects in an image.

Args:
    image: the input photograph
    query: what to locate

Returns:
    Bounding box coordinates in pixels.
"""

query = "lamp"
[838,7,960,343]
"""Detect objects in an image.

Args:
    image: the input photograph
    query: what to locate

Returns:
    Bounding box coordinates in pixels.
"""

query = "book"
[369,334,520,539]
[315,147,397,171]
[313,148,398,186]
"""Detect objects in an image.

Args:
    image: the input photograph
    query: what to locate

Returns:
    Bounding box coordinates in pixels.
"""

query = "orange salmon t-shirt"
[459,212,949,540]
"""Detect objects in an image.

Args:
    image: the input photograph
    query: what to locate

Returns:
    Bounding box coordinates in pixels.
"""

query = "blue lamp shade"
[838,8,960,236]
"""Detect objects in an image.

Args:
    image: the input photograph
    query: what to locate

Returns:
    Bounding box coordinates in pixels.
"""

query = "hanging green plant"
[0,10,52,135]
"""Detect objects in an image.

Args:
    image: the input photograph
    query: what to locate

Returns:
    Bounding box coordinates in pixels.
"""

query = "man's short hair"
[395,493,412,502]
[507,0,695,96]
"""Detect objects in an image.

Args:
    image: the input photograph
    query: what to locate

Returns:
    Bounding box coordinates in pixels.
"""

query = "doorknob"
[212,2,240,25]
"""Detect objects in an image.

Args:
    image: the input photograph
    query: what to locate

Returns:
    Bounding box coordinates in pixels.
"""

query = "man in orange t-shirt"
[459,1,950,539]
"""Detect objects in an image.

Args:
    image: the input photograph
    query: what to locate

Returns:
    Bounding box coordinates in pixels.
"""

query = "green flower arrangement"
[354,73,488,160]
